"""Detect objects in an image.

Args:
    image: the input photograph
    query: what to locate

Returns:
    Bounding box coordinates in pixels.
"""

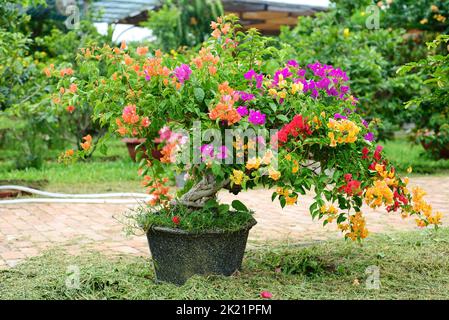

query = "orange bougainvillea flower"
[136,46,149,56]
[211,28,221,39]
[59,87,65,94]
[65,149,74,157]
[66,105,75,113]
[124,55,133,66]
[120,40,127,50]
[60,68,74,77]
[69,83,77,93]
[80,134,92,151]
[43,67,51,77]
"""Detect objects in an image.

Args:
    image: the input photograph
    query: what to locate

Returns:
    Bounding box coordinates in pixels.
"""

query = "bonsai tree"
[57,16,442,241]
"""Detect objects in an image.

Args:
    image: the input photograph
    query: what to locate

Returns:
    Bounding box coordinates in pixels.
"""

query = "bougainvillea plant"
[56,15,442,240]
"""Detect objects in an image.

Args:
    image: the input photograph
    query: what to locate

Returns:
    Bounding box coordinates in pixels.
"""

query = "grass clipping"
[1,228,449,299]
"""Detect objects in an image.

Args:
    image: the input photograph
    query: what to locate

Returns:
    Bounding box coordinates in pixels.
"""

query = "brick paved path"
[1,176,448,268]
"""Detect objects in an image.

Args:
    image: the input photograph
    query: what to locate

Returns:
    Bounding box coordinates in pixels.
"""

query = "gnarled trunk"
[174,174,230,209]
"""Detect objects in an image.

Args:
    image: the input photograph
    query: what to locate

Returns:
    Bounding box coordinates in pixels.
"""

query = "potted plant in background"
[56,16,442,285]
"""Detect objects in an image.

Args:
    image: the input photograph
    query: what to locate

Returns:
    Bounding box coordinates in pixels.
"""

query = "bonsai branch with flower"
[55,15,442,242]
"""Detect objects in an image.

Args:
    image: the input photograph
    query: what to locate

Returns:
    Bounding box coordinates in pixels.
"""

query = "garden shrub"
[141,0,224,52]
[398,35,449,159]
[279,7,426,140]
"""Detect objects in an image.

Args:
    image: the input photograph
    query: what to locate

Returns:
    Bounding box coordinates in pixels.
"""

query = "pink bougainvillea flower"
[260,291,273,299]
[248,110,266,125]
[173,64,192,84]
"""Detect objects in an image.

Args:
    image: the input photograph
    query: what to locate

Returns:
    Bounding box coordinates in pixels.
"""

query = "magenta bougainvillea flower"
[334,113,348,120]
[244,69,263,88]
[173,64,192,84]
[236,105,249,116]
[248,109,266,125]
[364,132,375,142]
[238,91,255,101]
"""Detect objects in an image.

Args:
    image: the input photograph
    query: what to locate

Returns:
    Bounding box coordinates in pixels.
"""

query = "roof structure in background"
[86,0,329,33]
[88,0,158,23]
[225,0,329,34]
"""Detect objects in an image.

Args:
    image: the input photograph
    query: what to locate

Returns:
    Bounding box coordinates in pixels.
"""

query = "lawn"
[1,228,448,299]
[381,138,449,174]
[0,139,143,193]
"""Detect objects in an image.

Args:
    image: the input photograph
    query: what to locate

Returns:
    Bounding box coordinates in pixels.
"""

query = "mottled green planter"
[146,219,257,285]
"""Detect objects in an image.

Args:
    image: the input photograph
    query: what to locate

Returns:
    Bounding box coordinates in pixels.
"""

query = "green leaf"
[218,204,230,215]
[276,114,289,122]
[231,200,248,212]
[194,87,205,102]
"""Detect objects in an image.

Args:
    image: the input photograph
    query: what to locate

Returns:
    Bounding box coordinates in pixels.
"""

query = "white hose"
[0,185,153,205]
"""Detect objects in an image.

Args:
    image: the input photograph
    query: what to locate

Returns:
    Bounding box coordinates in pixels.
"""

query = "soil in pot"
[146,219,257,285]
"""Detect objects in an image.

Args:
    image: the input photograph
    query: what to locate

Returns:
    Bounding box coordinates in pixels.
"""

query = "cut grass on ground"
[1,228,449,299]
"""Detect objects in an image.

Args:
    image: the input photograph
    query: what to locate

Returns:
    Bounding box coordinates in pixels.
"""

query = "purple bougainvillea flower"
[287,59,299,68]
[144,70,151,81]
[343,108,353,114]
[273,67,292,85]
[200,144,214,159]
[248,110,266,125]
[244,69,256,80]
[244,69,263,88]
[361,119,369,128]
[238,91,255,102]
[216,146,229,160]
[364,132,375,142]
[236,106,249,116]
[174,64,192,84]
[297,69,306,77]
[334,113,348,120]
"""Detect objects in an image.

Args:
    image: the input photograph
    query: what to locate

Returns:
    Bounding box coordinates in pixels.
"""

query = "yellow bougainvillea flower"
[291,82,304,94]
[230,170,246,185]
[246,157,261,170]
[268,168,281,181]
[285,195,297,205]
